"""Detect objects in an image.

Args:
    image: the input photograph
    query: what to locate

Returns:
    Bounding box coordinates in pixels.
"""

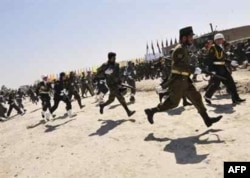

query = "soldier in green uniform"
[86,71,95,96]
[124,61,136,103]
[97,52,136,117]
[81,72,95,97]
[145,26,222,127]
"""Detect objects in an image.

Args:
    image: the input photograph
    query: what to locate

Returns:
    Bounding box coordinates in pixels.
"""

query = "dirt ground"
[1,69,250,178]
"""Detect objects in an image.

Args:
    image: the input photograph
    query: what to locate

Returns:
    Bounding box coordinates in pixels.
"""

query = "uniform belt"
[40,92,50,94]
[171,70,190,76]
[213,61,225,65]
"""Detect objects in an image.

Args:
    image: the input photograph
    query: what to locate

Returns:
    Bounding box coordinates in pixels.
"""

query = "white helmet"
[41,75,48,80]
[214,33,225,41]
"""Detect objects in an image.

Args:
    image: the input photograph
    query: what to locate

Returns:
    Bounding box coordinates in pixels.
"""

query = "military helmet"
[214,33,225,41]
[41,75,48,80]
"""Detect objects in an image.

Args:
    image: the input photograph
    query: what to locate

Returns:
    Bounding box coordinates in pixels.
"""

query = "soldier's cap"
[179,26,195,37]
[108,52,116,59]
[60,72,66,78]
[41,75,48,79]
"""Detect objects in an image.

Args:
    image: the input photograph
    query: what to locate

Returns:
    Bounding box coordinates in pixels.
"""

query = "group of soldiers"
[144,27,247,127]
[0,89,26,121]
[0,59,138,122]
[1,26,249,129]
[0,71,96,121]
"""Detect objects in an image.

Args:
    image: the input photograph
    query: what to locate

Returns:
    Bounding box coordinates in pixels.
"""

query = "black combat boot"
[233,98,246,105]
[122,104,136,117]
[99,103,105,114]
[127,110,136,117]
[80,105,85,109]
[41,111,45,118]
[144,108,158,124]
[200,111,222,127]
[204,96,212,105]
[182,97,192,107]
[130,96,135,103]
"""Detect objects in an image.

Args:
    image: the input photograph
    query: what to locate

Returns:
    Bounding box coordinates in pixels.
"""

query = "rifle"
[120,83,136,90]
[201,69,227,80]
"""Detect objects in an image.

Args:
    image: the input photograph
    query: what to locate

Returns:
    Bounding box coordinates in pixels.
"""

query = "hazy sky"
[0,0,250,88]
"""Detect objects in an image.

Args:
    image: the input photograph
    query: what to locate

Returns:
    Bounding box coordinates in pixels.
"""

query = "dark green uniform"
[158,54,192,106]
[145,26,222,127]
[81,72,95,97]
[158,44,206,113]
[97,52,135,117]
[86,73,95,96]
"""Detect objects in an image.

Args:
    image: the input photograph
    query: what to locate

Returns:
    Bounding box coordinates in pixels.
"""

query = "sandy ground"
[1,69,250,178]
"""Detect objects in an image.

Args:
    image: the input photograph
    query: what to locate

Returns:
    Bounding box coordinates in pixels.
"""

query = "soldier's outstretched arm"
[96,63,107,77]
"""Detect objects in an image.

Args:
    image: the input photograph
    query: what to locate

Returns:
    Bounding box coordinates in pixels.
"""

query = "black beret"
[108,52,116,59]
[60,72,66,78]
[179,26,194,37]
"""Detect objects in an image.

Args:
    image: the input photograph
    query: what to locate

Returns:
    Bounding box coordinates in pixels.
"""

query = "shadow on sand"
[27,120,46,129]
[52,113,68,121]
[144,129,224,164]
[30,107,42,113]
[44,119,76,133]
[108,101,134,110]
[166,107,186,116]
[89,119,136,137]
[209,103,235,114]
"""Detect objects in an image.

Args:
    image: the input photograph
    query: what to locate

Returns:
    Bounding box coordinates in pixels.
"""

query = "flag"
[49,74,53,82]
[161,40,164,49]
[52,74,55,80]
[92,66,98,73]
[146,43,149,54]
[156,40,161,54]
[174,38,178,44]
[170,38,173,46]
[94,66,98,73]
[81,69,84,75]
[151,41,155,56]
[166,39,169,47]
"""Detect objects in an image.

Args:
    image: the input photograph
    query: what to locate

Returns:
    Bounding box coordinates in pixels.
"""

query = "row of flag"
[146,38,178,55]
[46,67,99,81]
[46,58,145,81]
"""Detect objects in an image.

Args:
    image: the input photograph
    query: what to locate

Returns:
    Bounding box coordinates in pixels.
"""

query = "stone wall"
[220,25,250,42]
